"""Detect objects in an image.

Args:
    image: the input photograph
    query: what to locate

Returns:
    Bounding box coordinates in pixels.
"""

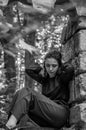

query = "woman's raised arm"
[19,39,39,55]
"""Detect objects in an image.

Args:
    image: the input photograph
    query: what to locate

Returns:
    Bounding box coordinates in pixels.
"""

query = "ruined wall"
[69,19,86,130]
[61,7,86,130]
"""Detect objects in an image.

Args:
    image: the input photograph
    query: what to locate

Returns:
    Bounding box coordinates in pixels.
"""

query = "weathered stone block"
[79,74,86,96]
[77,6,86,16]
[75,74,86,97]
[79,52,86,70]
[79,30,86,51]
[69,51,86,103]
[69,73,86,104]
[78,19,86,51]
[61,41,75,63]
[70,102,86,125]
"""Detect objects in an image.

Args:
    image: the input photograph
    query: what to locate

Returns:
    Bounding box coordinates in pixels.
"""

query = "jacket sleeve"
[25,63,44,84]
[60,64,74,83]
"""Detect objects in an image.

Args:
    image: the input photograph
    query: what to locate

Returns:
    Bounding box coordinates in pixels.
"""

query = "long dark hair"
[43,49,62,77]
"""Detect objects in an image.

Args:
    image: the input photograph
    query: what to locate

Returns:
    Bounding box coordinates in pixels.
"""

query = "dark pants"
[9,87,69,128]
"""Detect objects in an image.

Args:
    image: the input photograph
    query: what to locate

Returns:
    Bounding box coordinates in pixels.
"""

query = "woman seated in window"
[6,40,74,129]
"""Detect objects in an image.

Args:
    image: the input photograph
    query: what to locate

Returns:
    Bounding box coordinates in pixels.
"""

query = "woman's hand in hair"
[39,67,45,77]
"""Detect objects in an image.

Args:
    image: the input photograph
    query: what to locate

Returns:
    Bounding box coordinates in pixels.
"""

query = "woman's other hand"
[19,39,39,55]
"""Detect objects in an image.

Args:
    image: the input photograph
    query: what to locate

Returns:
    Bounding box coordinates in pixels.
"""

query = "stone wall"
[61,7,86,130]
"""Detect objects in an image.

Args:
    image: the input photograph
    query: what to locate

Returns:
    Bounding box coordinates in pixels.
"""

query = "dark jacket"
[26,63,74,107]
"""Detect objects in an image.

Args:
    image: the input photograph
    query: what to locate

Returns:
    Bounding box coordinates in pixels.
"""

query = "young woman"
[6,41,74,129]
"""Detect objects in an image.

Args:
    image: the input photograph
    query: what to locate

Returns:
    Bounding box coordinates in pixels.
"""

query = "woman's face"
[45,58,59,78]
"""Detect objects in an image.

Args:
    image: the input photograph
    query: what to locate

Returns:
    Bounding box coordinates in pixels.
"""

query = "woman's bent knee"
[11,98,28,121]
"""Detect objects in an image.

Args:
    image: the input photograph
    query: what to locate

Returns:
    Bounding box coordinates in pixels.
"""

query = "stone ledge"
[70,102,86,125]
[69,95,86,107]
